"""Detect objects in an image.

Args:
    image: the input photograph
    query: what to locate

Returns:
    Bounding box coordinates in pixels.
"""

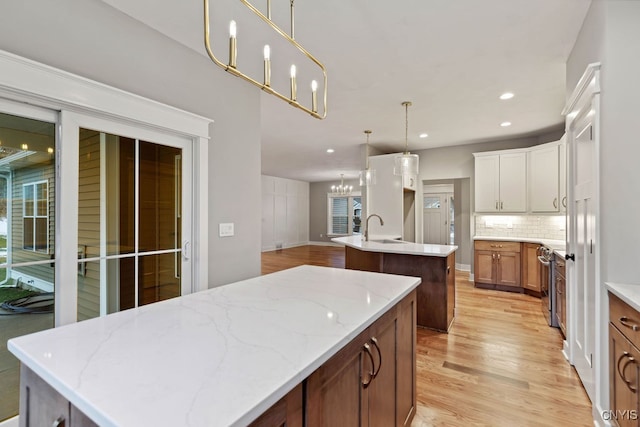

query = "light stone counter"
[9,265,420,427]
[607,282,640,313]
[333,235,457,257]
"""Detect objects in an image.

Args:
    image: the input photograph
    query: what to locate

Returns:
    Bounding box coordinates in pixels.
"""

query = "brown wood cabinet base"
[345,246,455,332]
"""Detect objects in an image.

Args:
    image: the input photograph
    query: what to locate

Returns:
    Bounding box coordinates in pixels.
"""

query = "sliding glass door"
[77,127,192,320]
[0,103,57,422]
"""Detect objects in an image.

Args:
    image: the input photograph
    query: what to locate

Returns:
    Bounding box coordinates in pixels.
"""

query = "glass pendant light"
[359,130,376,186]
[394,101,420,176]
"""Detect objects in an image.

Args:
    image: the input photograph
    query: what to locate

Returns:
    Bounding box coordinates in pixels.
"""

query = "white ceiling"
[100,0,591,182]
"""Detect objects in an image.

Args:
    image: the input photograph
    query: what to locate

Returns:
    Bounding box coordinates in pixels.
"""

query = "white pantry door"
[570,107,596,402]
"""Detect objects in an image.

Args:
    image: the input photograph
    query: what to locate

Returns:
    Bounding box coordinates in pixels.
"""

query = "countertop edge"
[333,236,457,257]
[606,282,640,314]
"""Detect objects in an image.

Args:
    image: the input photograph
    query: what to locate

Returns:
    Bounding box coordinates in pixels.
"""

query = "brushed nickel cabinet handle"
[562,196,567,207]
[52,417,66,427]
[370,337,382,379]
[495,201,499,210]
[622,356,638,392]
[620,316,640,331]
[362,343,375,388]
[492,253,496,261]
[497,253,501,261]
[500,201,504,210]
[618,352,631,383]
[553,198,558,209]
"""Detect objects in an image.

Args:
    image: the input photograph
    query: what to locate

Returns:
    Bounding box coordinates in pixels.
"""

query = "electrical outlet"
[219,223,234,237]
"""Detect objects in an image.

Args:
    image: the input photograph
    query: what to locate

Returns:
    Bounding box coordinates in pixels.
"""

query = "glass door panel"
[0,109,56,422]
[77,128,187,321]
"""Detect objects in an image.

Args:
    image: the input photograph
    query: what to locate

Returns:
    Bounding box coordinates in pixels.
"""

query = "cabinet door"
[474,155,500,212]
[496,251,521,287]
[306,331,369,427]
[396,291,416,427]
[522,243,541,292]
[499,152,527,212]
[559,137,567,213]
[529,144,560,212]
[474,249,495,284]
[20,365,70,427]
[368,311,397,427]
[609,325,640,427]
[402,174,417,191]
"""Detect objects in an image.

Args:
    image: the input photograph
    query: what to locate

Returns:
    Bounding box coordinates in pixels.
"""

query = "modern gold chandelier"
[203,0,327,119]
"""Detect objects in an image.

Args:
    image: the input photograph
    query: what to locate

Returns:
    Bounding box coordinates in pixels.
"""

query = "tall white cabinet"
[473,150,527,213]
[367,153,417,241]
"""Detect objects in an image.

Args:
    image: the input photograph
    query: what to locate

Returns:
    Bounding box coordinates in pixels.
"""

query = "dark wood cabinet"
[609,292,640,427]
[474,241,521,291]
[19,365,97,427]
[306,290,416,427]
[345,246,455,332]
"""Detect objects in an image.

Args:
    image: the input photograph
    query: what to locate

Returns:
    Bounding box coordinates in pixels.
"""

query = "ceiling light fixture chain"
[394,101,419,176]
[203,0,327,119]
[403,101,411,155]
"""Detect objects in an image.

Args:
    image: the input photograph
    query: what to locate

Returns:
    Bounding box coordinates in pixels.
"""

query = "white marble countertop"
[606,282,640,313]
[8,265,420,427]
[473,235,566,251]
[332,235,458,257]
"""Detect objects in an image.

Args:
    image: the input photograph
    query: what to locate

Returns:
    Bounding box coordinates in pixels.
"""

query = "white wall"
[567,1,640,422]
[0,0,262,288]
[262,175,309,251]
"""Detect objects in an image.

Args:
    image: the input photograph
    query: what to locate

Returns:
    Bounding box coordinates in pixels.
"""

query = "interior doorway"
[423,184,454,245]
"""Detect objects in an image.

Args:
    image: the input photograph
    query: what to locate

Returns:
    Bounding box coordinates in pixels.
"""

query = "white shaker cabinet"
[474,151,527,213]
[529,142,560,212]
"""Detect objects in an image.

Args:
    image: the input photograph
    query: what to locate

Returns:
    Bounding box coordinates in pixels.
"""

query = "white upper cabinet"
[474,151,527,213]
[559,135,567,213]
[402,173,417,191]
[529,142,560,212]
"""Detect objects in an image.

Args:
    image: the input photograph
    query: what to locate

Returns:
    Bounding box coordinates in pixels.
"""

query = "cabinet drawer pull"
[370,337,382,379]
[497,253,501,261]
[622,356,638,393]
[362,343,375,389]
[52,417,66,427]
[618,351,631,382]
[620,316,640,331]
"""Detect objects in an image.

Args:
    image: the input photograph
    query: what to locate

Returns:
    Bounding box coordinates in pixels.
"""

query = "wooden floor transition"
[262,245,593,427]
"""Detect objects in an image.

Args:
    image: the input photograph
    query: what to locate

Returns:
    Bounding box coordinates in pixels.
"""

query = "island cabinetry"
[249,384,303,427]
[19,365,97,427]
[609,292,640,426]
[306,290,416,427]
[474,241,521,290]
[344,246,454,332]
[521,243,542,294]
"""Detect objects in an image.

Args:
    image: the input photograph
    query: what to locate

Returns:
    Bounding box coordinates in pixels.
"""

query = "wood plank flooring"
[262,245,593,426]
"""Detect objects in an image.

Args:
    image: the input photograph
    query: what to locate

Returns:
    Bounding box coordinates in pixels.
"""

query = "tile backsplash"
[475,215,566,241]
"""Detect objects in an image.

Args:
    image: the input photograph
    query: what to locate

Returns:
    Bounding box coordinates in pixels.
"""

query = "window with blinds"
[327,194,361,236]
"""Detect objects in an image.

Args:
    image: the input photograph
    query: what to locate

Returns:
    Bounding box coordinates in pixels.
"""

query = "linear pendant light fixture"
[394,101,420,176]
[203,0,327,119]
[359,130,376,186]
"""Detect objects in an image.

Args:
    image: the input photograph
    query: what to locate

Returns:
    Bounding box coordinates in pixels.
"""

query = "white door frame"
[0,49,211,326]
[563,62,601,416]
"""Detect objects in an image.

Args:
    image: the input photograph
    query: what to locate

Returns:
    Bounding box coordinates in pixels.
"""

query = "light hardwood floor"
[262,245,593,427]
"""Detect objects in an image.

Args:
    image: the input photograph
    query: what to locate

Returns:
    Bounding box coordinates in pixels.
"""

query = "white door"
[570,107,596,402]
[423,193,452,245]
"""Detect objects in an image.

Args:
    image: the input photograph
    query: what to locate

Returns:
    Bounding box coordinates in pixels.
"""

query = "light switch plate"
[219,223,234,237]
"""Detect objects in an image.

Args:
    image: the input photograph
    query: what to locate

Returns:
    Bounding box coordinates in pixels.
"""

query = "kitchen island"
[333,236,458,332]
[8,265,420,427]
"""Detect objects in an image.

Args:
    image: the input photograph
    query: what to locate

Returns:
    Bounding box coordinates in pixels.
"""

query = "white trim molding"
[562,62,601,118]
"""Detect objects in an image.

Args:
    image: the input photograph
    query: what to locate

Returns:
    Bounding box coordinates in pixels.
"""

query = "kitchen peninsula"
[9,266,419,427]
[333,236,458,332]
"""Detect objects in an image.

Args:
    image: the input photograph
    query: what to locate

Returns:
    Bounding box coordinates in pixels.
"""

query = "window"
[23,181,49,252]
[327,194,361,236]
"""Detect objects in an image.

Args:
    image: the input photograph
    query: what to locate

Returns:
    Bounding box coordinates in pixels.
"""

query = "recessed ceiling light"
[499,92,514,100]
[500,121,512,127]
[326,148,334,153]
[419,133,428,138]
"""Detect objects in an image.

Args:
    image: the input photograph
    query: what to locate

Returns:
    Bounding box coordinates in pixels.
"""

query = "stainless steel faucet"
[364,214,384,241]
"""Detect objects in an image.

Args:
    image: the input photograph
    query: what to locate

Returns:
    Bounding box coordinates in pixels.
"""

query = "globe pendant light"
[394,101,419,176]
[359,130,376,186]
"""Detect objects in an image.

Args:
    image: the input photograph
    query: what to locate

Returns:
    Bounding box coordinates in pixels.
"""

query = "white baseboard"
[261,242,310,252]
[0,416,18,427]
[455,263,470,272]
